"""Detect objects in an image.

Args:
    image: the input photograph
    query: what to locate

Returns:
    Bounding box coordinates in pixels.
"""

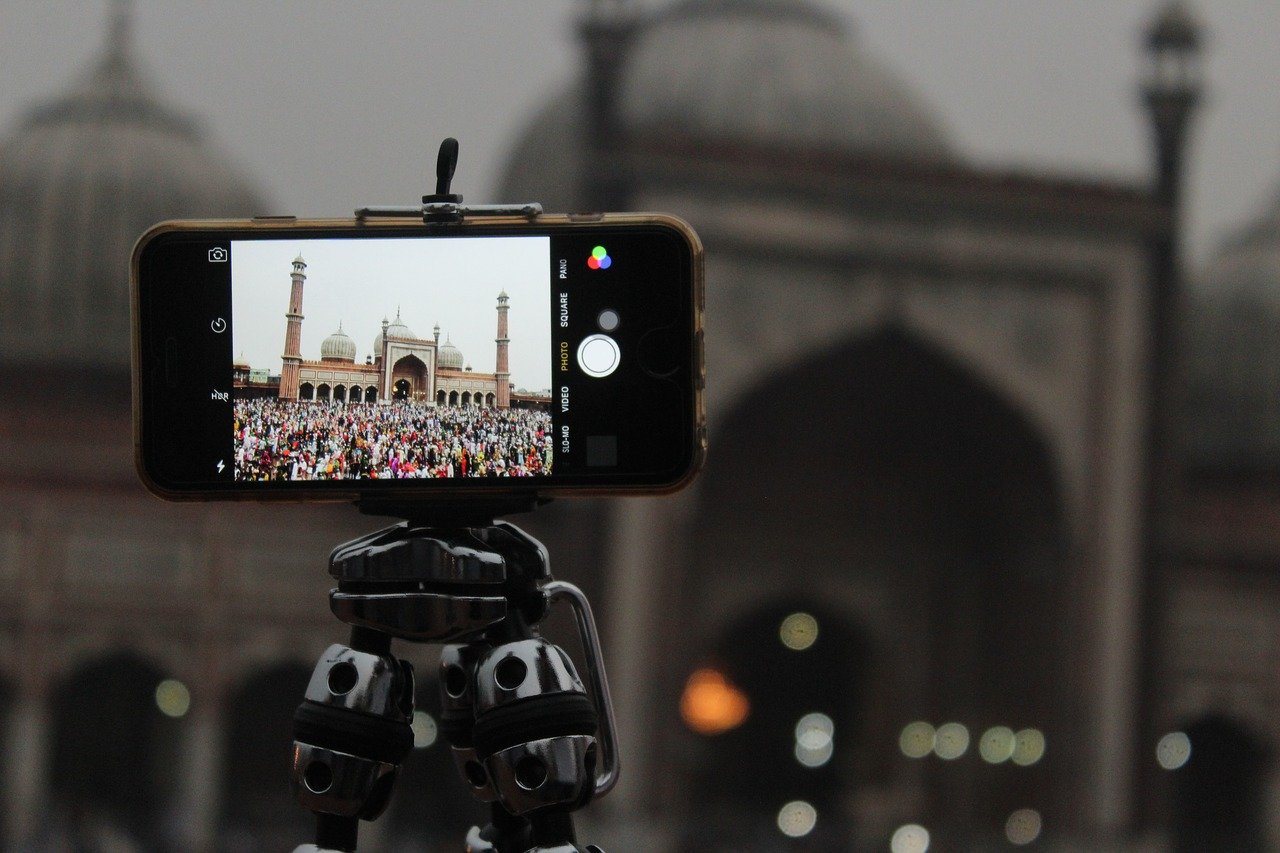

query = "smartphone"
[132,214,705,500]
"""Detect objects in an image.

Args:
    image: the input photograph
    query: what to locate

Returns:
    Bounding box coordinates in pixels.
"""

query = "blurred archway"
[49,651,182,848]
[219,662,312,851]
[673,328,1067,848]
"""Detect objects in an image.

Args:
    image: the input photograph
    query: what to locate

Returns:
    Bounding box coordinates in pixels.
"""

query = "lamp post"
[1136,0,1203,838]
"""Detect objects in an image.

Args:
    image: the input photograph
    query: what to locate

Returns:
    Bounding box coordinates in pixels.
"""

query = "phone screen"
[135,222,702,496]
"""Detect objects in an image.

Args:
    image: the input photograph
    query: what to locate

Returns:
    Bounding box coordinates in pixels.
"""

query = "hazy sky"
[230,236,551,391]
[2,1,1279,263]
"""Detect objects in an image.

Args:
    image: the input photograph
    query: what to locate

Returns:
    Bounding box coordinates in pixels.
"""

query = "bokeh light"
[795,739,834,768]
[934,722,970,760]
[779,612,819,651]
[154,679,191,718]
[412,711,439,749]
[890,823,931,853]
[1011,728,1046,766]
[899,721,936,758]
[795,712,834,749]
[1005,808,1043,845]
[979,726,1016,764]
[776,800,818,838]
[680,668,750,735]
[794,712,836,768]
[1156,731,1192,770]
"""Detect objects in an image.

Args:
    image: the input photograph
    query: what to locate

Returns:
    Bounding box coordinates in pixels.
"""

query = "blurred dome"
[0,8,265,372]
[1186,184,1280,468]
[320,323,357,362]
[623,0,950,156]
[500,0,952,207]
[438,336,465,370]
[373,309,416,355]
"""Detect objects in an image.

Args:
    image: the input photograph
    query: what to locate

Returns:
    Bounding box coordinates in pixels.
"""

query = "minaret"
[433,322,441,347]
[278,254,306,400]
[106,0,132,64]
[579,0,640,210]
[1133,0,1204,836]
[495,290,510,409]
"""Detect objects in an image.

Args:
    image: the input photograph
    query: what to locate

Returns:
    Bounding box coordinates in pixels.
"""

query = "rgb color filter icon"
[587,245,612,270]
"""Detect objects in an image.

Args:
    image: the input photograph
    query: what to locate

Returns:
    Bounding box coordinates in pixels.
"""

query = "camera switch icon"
[208,247,228,263]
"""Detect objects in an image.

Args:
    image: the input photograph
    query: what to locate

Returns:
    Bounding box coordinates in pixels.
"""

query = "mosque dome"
[1185,184,1280,469]
[372,309,416,355]
[499,0,952,207]
[0,7,265,372]
[438,337,465,370]
[320,323,357,362]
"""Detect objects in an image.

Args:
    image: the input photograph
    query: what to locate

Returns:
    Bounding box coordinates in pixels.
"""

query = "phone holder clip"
[354,137,543,224]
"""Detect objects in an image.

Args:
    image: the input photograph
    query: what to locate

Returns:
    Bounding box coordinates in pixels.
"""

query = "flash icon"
[216,460,226,474]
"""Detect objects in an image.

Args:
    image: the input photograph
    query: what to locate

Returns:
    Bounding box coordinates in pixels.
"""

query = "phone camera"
[597,309,620,332]
[208,247,228,263]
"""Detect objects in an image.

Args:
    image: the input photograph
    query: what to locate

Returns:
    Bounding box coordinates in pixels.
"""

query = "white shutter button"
[577,334,621,378]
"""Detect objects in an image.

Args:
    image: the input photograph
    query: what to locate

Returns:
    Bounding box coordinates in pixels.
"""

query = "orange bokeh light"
[680,668,750,735]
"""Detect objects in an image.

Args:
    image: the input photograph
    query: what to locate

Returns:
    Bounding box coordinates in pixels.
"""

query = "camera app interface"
[229,237,553,481]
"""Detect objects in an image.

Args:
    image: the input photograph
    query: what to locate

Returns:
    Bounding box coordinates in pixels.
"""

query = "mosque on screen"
[232,254,550,410]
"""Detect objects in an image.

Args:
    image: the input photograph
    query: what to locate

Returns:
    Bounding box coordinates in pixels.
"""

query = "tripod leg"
[291,636,416,851]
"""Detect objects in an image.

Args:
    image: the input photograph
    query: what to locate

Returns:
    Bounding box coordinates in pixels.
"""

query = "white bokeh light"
[1005,808,1043,845]
[1012,728,1046,766]
[779,612,819,651]
[979,726,1016,764]
[795,712,834,749]
[933,722,970,760]
[1156,731,1192,770]
[411,711,439,749]
[899,722,936,759]
[776,800,818,838]
[795,739,835,768]
[155,679,191,719]
[890,823,931,853]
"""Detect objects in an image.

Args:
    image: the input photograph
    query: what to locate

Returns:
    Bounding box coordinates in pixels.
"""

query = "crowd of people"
[233,398,553,481]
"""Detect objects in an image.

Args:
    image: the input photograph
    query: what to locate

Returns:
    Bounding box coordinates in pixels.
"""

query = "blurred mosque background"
[3,0,1280,850]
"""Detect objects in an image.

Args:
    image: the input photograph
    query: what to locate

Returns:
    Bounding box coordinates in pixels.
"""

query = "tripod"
[289,503,618,853]
[287,140,618,852]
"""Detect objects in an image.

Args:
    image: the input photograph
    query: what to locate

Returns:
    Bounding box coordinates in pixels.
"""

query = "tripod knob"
[470,638,600,816]
[291,643,416,820]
